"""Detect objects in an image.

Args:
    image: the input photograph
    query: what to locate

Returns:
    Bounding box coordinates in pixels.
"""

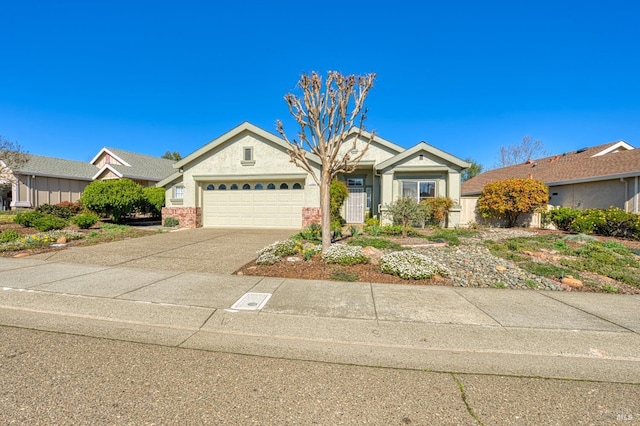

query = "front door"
[346,187,365,223]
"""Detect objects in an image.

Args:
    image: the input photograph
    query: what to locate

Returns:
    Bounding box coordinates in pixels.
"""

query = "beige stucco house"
[2,148,175,210]
[159,122,470,229]
[460,141,640,226]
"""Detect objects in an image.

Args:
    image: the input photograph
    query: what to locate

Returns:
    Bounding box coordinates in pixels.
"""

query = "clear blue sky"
[1,0,639,170]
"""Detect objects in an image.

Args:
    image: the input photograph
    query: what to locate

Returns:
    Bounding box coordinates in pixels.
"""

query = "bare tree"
[495,136,548,168]
[277,71,376,251]
[0,135,28,184]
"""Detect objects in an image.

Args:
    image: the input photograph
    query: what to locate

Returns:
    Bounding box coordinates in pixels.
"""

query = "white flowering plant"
[256,252,281,265]
[257,239,298,257]
[322,244,369,265]
[380,251,450,280]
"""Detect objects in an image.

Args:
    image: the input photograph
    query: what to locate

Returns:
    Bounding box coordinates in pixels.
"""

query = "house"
[2,148,175,210]
[159,122,470,229]
[460,141,640,226]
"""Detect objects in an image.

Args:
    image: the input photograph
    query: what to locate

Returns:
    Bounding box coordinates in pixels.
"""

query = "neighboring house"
[3,148,175,210]
[460,141,640,226]
[159,122,470,229]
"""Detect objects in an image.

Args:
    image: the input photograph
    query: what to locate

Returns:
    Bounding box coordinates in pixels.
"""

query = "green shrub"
[141,186,166,218]
[330,179,349,225]
[364,224,381,236]
[380,251,450,280]
[71,212,99,229]
[0,230,20,243]
[322,244,369,265]
[14,211,43,227]
[544,207,582,232]
[80,178,144,223]
[32,214,68,232]
[36,202,80,219]
[163,217,180,227]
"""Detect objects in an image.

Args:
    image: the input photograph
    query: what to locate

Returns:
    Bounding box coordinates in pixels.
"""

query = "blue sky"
[1,0,639,170]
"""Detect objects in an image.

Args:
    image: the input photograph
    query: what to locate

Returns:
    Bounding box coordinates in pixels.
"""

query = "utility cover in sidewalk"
[230,292,272,311]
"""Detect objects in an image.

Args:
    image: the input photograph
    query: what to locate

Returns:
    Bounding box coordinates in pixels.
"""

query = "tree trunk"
[320,171,332,252]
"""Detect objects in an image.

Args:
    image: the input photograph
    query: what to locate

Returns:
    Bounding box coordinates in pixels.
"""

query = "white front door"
[346,187,365,223]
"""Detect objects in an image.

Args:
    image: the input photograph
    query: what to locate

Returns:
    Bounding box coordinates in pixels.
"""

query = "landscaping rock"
[56,236,67,244]
[561,275,584,288]
[286,257,301,262]
[362,246,383,265]
[495,265,507,271]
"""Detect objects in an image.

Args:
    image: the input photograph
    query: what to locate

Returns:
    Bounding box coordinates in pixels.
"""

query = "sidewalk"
[1,255,639,384]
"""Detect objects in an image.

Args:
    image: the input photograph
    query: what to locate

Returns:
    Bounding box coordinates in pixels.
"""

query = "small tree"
[161,151,182,161]
[277,71,376,252]
[461,157,483,182]
[478,178,548,227]
[385,197,423,238]
[81,178,144,223]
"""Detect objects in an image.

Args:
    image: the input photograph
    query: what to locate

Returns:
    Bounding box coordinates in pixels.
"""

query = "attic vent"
[576,147,588,154]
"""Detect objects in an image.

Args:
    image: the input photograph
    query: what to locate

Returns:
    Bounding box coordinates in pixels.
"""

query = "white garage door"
[203,188,304,228]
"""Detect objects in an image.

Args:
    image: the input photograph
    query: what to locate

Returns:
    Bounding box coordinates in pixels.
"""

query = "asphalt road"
[2,326,639,425]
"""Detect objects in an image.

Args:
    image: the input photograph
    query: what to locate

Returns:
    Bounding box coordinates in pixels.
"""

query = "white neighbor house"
[159,122,470,229]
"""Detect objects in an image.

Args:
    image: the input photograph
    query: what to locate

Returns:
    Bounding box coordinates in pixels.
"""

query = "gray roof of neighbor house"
[461,141,640,196]
[13,154,97,180]
[96,147,177,181]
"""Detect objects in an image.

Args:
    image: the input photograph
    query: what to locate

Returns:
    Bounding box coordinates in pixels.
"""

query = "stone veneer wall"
[162,207,202,229]
[301,207,321,227]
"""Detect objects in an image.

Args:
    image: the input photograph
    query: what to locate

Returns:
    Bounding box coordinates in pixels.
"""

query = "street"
[1,326,638,425]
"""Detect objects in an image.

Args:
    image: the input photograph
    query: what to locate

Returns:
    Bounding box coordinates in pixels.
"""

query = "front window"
[174,186,184,199]
[347,177,364,186]
[244,147,253,161]
[401,180,436,202]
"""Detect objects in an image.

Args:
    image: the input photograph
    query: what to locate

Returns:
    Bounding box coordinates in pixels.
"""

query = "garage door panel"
[203,189,303,228]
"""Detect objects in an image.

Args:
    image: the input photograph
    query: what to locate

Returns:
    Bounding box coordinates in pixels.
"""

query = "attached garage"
[202,180,305,228]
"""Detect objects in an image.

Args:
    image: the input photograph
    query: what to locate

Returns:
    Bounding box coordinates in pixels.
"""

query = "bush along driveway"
[238,226,640,294]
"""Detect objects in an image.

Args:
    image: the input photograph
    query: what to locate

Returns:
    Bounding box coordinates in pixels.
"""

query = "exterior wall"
[178,131,321,211]
[94,152,123,167]
[161,207,201,229]
[549,179,629,211]
[11,174,89,209]
[338,134,400,165]
[302,207,321,227]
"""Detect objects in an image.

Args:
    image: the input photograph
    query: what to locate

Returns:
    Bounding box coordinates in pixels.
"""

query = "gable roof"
[175,122,322,169]
[462,141,640,195]
[376,141,470,171]
[92,147,176,181]
[13,154,97,181]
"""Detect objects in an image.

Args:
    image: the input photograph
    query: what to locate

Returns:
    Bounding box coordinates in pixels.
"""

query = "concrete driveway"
[29,228,296,274]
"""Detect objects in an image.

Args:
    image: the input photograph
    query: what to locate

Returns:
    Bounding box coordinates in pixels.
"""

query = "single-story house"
[159,122,470,229]
[460,141,640,226]
[1,147,175,210]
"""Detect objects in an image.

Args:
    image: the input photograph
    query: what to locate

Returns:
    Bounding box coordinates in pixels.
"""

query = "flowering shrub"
[478,178,548,227]
[380,251,450,280]
[322,244,369,265]
[256,252,281,265]
[257,239,298,257]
